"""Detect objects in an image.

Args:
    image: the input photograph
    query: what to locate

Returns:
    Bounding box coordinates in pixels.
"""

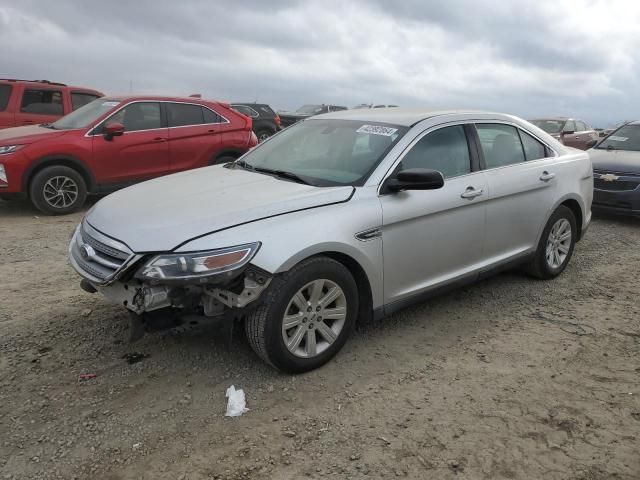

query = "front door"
[91,101,169,186]
[380,124,487,304]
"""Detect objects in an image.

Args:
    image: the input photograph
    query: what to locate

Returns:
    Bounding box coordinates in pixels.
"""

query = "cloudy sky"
[1,0,639,126]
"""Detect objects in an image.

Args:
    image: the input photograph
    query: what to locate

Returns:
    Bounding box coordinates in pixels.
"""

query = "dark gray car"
[590,121,640,216]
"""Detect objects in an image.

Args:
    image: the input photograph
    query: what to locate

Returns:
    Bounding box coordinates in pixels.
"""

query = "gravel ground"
[0,198,639,480]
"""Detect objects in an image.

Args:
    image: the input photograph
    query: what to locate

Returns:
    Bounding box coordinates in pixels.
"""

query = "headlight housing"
[136,242,260,282]
[0,145,24,155]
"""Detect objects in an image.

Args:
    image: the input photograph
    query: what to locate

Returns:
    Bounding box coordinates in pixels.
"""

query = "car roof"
[105,95,221,104]
[530,117,571,121]
[0,78,102,94]
[316,108,510,127]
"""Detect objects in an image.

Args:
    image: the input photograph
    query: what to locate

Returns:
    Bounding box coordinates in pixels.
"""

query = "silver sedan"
[69,109,593,372]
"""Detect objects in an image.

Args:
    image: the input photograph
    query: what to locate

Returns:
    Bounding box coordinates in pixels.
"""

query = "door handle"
[207,129,216,134]
[460,187,484,199]
[540,171,556,182]
[153,137,166,142]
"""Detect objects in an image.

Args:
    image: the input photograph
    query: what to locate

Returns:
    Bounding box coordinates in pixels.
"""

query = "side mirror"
[561,130,575,136]
[383,168,444,194]
[104,122,124,140]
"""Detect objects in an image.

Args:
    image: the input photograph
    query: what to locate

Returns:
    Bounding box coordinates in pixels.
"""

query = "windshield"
[237,119,408,186]
[596,124,640,151]
[531,119,565,134]
[49,98,121,130]
[296,104,324,115]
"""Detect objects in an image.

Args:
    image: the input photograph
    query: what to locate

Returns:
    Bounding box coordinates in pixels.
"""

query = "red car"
[0,78,103,129]
[0,96,257,214]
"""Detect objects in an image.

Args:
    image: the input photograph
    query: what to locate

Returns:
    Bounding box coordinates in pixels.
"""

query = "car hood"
[0,125,69,145]
[86,166,354,252]
[589,148,640,174]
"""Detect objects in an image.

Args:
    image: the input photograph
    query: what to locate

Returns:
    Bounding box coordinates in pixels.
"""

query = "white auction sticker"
[102,101,121,107]
[357,125,398,136]
[608,136,628,142]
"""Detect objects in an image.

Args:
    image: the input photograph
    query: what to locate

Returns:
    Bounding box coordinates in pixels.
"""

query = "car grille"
[70,223,135,283]
[593,170,640,192]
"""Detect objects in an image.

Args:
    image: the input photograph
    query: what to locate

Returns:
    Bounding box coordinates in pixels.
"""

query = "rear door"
[476,123,557,262]
[561,120,582,148]
[380,124,488,304]
[14,87,65,126]
[166,102,224,172]
[0,83,14,129]
[91,101,169,185]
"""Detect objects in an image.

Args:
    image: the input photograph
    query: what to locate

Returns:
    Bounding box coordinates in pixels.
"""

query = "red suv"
[0,96,257,214]
[0,78,103,129]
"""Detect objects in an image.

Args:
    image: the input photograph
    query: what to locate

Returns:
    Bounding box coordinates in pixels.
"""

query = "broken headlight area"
[96,263,272,317]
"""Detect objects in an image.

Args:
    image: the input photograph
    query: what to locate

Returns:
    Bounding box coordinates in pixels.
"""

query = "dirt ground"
[0,198,639,480]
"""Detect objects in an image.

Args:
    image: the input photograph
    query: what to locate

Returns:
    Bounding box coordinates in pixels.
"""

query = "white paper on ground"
[225,385,249,417]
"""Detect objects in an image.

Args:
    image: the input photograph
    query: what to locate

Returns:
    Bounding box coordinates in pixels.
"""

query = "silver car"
[69,109,593,372]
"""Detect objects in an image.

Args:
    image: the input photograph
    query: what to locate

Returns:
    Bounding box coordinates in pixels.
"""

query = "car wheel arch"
[214,149,244,162]
[539,194,585,244]
[267,248,376,326]
[24,155,96,195]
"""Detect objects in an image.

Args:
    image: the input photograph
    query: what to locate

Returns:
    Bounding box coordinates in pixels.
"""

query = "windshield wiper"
[41,123,56,129]
[606,144,617,150]
[254,166,313,185]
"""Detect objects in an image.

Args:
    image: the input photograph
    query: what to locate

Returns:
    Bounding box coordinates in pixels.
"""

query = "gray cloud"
[1,0,639,126]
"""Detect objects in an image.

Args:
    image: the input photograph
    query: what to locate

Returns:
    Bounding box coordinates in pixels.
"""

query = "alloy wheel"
[42,176,79,209]
[545,218,572,269]
[281,279,347,358]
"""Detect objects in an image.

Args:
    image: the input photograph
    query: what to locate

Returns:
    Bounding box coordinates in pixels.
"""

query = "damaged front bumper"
[69,222,273,319]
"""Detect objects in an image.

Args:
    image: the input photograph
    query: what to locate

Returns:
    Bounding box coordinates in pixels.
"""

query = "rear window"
[0,84,11,111]
[72,92,100,110]
[21,89,63,115]
[167,103,204,127]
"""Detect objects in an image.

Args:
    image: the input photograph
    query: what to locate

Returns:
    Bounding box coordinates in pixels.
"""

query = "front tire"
[255,129,273,143]
[210,155,237,166]
[245,257,358,373]
[29,166,87,215]
[525,205,577,279]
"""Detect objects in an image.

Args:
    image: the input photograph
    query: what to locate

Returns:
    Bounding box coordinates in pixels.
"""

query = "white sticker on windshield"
[608,136,628,142]
[102,101,120,107]
[357,125,398,136]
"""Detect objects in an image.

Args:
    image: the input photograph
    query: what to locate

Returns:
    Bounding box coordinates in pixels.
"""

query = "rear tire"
[245,257,358,373]
[255,129,273,143]
[29,166,87,215]
[525,205,577,279]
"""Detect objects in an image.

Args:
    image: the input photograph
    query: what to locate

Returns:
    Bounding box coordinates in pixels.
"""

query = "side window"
[400,125,471,178]
[203,107,224,124]
[0,84,11,111]
[232,105,258,118]
[72,93,100,110]
[576,121,587,132]
[563,120,576,133]
[167,103,204,127]
[109,102,161,132]
[519,130,547,161]
[20,89,63,115]
[476,124,526,168]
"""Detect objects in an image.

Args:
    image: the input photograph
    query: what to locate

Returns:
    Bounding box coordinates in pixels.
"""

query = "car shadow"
[0,196,100,218]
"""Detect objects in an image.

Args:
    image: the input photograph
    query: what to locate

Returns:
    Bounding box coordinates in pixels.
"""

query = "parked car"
[0,96,257,214]
[68,108,592,372]
[278,104,347,128]
[529,117,598,150]
[231,103,281,142]
[0,78,103,129]
[589,120,640,216]
[352,104,399,109]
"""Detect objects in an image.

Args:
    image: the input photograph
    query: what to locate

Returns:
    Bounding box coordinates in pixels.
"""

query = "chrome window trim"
[85,100,230,137]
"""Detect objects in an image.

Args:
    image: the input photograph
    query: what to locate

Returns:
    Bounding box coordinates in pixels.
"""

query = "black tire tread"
[245,256,354,370]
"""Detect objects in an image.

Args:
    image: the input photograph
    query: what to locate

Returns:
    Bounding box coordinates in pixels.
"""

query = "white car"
[69,109,593,372]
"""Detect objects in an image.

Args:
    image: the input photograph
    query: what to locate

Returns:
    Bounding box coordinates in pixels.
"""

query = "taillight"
[274,115,281,127]
[244,116,253,132]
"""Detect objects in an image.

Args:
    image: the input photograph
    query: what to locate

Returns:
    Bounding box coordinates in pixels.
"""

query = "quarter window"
[167,103,204,127]
[0,84,11,111]
[519,130,547,161]
[203,107,224,124]
[109,102,161,132]
[231,105,258,118]
[21,89,63,115]
[71,92,100,110]
[476,124,526,168]
[400,125,471,178]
